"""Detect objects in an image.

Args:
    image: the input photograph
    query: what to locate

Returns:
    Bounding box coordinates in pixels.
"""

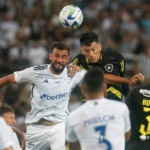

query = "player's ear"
[67,56,70,63]
[99,43,102,52]
[102,82,107,97]
[81,48,85,55]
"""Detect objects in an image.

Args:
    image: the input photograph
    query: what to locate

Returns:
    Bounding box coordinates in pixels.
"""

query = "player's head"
[50,42,70,74]
[1,103,16,126]
[82,68,106,99]
[80,32,102,63]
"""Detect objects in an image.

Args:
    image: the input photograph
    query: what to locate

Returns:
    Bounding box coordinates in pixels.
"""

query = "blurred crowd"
[0,0,150,132]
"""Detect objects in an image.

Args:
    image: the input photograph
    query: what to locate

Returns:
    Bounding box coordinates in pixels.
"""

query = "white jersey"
[66,98,131,150]
[0,117,14,150]
[12,130,22,150]
[14,64,86,124]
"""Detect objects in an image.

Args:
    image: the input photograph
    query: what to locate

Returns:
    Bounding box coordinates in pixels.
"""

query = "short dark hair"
[0,103,14,116]
[80,32,99,46]
[51,42,70,55]
[82,68,105,92]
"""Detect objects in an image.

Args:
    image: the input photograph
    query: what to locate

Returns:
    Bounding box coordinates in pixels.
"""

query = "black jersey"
[126,84,150,142]
[72,48,129,101]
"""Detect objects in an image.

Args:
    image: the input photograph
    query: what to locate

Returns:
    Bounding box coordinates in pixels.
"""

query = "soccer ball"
[59,5,83,29]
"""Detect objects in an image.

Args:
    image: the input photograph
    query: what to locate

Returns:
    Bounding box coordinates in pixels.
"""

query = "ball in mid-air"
[59,5,83,29]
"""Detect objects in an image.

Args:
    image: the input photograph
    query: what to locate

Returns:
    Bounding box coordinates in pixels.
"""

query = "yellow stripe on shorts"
[107,87,122,99]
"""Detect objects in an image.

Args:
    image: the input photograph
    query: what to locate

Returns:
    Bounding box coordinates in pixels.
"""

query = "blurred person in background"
[1,103,25,150]
[125,84,150,150]
[28,40,48,66]
[138,42,150,78]
[67,68,131,150]
[0,101,14,150]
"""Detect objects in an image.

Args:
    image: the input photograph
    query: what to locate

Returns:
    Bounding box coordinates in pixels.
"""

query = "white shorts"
[25,122,66,150]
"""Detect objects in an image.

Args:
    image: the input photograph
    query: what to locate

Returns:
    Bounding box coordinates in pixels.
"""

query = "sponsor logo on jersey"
[84,115,115,126]
[105,64,113,72]
[139,89,150,97]
[40,92,69,101]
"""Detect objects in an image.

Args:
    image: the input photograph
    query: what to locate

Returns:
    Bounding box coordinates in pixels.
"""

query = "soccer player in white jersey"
[0,42,86,150]
[66,68,131,150]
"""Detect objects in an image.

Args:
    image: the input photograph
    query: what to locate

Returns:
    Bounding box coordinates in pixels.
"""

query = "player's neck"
[85,92,104,100]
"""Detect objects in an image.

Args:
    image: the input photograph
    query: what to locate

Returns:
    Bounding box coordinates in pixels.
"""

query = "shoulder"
[72,53,86,64]
[27,64,49,74]
[105,98,129,112]
[75,70,86,77]
[132,84,150,97]
[68,103,86,122]
[33,64,49,71]
[0,117,6,125]
[102,48,124,61]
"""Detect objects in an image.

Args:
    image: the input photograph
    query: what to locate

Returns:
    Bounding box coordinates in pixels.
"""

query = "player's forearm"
[12,127,26,149]
[104,74,130,84]
[125,130,131,141]
[12,127,25,137]
[3,146,13,150]
[0,74,15,88]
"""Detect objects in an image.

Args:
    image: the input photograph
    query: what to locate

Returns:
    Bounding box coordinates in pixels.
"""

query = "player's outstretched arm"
[0,74,16,89]
[104,73,145,85]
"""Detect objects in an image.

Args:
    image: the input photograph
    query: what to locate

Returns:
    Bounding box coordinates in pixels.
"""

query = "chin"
[89,60,97,63]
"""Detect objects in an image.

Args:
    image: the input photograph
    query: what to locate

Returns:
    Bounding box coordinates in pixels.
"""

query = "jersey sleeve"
[66,117,78,143]
[73,70,86,85]
[125,88,136,112]
[14,67,35,83]
[72,55,81,66]
[120,56,130,97]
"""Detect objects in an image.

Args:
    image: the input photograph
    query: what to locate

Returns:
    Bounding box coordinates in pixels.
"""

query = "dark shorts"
[106,92,122,101]
[126,140,150,150]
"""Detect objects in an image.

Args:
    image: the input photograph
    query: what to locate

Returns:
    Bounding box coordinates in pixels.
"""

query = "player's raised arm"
[0,74,16,88]
[104,73,145,85]
[68,65,145,85]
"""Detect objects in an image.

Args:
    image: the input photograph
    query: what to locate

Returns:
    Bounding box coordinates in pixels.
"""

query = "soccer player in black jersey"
[125,84,150,150]
[71,32,144,101]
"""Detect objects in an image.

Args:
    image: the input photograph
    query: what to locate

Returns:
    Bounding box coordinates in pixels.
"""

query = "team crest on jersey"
[139,89,150,97]
[105,64,113,72]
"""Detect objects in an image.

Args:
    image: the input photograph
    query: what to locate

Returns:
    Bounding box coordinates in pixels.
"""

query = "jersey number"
[95,125,112,150]
[139,107,150,135]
